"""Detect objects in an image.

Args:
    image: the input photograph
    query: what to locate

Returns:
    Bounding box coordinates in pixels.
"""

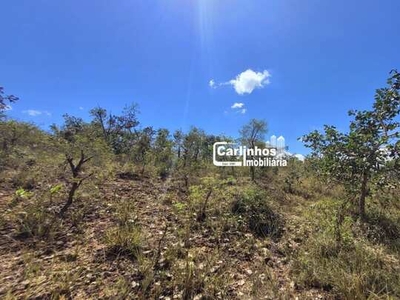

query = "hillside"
[0,119,399,299]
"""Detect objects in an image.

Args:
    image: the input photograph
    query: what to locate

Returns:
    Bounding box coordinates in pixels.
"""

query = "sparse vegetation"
[0,71,399,299]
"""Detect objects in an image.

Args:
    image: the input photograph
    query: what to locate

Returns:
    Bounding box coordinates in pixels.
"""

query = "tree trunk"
[141,162,146,175]
[60,150,93,217]
[358,172,368,219]
[250,141,255,181]
[250,165,255,181]
[2,140,7,151]
[60,182,78,217]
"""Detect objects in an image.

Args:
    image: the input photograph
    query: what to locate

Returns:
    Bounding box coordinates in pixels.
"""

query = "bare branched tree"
[59,150,93,217]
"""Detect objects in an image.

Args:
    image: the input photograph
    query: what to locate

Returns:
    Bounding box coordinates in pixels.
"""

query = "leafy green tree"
[181,127,206,168]
[52,113,111,157]
[89,107,110,141]
[51,114,87,143]
[173,127,213,187]
[153,128,174,178]
[173,129,184,159]
[133,126,155,174]
[302,70,400,219]
[239,119,268,181]
[118,103,140,133]
[89,104,139,154]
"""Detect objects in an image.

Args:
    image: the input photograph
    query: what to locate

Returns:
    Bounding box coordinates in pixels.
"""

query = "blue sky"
[1,0,400,154]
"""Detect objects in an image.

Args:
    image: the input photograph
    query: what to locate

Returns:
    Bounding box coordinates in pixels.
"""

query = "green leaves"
[49,184,63,195]
[15,188,34,199]
[302,70,400,216]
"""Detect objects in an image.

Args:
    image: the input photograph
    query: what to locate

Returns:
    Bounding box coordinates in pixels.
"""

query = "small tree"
[173,129,184,159]
[59,150,93,217]
[153,128,173,178]
[89,104,139,154]
[302,70,400,219]
[239,119,268,181]
[133,126,155,174]
[51,114,87,142]
[180,127,208,187]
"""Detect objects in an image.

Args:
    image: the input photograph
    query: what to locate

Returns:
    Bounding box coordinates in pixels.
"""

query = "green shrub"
[17,204,60,239]
[231,187,284,239]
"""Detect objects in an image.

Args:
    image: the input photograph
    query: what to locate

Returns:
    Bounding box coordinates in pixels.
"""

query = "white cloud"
[229,102,247,114]
[22,110,51,117]
[209,69,271,95]
[23,110,41,116]
[79,106,84,110]
[4,105,12,111]
[231,102,244,109]
[228,69,271,95]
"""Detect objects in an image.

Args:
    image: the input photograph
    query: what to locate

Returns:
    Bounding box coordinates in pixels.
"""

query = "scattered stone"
[237,279,246,286]
[21,279,30,288]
